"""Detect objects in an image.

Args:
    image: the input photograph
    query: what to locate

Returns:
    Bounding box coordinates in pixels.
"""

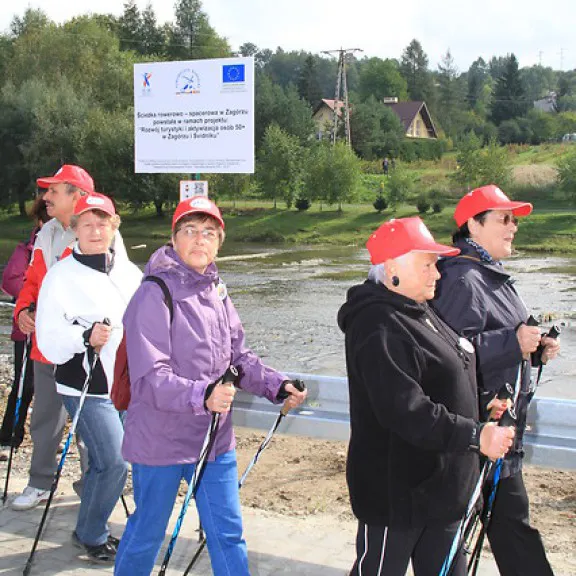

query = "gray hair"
[368,253,411,284]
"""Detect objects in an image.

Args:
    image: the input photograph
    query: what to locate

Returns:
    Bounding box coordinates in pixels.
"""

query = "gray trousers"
[29,361,88,490]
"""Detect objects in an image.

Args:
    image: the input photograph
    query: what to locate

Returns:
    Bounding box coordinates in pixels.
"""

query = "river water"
[1,244,575,399]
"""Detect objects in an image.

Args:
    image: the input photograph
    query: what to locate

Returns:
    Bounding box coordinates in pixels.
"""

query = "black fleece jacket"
[337,280,480,528]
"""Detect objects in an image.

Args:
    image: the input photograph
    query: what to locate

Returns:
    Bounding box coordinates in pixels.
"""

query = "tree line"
[2,1,576,215]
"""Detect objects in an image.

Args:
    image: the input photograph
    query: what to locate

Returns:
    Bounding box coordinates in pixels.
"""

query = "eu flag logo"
[223,64,245,83]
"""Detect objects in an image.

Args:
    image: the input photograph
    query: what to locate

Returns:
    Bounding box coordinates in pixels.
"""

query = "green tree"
[255,75,315,148]
[437,49,465,137]
[452,131,482,191]
[7,16,137,110]
[304,142,361,210]
[119,0,141,52]
[298,55,323,107]
[400,39,436,106]
[358,57,408,102]
[520,65,557,103]
[349,96,404,159]
[257,124,302,208]
[453,137,511,191]
[557,152,576,202]
[167,0,229,60]
[526,109,559,143]
[140,3,165,56]
[10,8,49,37]
[467,57,490,112]
[490,54,530,125]
[387,167,415,208]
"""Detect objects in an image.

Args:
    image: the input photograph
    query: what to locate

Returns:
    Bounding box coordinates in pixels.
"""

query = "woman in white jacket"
[36,193,142,564]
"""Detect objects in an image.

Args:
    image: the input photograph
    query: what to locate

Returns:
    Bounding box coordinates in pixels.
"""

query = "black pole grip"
[291,379,306,392]
[547,325,561,339]
[526,315,539,327]
[499,409,516,428]
[222,366,239,385]
[28,302,36,313]
[103,318,111,326]
[496,382,514,400]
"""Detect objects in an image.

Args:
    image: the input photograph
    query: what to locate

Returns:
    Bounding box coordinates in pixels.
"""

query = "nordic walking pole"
[239,379,306,489]
[3,303,35,504]
[467,371,524,576]
[23,320,109,576]
[158,366,239,576]
[438,380,516,576]
[182,378,306,576]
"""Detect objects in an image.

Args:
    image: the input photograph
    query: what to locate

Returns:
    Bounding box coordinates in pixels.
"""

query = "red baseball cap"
[454,184,533,227]
[73,193,116,217]
[172,196,225,230]
[37,164,95,194]
[366,217,460,264]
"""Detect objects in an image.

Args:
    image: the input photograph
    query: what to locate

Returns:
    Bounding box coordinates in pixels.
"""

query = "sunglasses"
[493,214,519,226]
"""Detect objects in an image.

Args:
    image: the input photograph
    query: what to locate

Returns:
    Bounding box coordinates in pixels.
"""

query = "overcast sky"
[2,0,575,72]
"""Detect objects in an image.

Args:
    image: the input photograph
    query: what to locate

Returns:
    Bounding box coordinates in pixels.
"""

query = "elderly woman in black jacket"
[432,185,560,576]
[338,216,515,576]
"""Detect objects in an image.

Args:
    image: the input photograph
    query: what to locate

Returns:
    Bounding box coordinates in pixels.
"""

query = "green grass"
[3,200,576,264]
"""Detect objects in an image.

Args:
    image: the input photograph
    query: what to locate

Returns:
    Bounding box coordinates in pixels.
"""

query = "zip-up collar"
[72,244,115,274]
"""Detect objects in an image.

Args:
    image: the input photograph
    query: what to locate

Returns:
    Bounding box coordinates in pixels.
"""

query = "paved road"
[0,476,570,575]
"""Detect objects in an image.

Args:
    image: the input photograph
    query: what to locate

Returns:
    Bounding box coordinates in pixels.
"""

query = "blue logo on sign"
[223,64,245,83]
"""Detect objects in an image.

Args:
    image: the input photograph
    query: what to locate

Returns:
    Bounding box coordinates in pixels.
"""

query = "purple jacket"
[1,228,38,341]
[121,245,286,466]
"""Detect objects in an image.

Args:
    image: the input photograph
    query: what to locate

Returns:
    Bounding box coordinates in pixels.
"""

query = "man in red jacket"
[12,165,94,510]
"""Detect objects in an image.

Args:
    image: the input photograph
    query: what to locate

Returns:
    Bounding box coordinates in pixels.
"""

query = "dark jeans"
[0,340,34,447]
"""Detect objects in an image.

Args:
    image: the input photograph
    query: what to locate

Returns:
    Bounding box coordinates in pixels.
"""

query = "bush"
[396,139,447,162]
[373,195,388,213]
[416,195,431,213]
[295,197,311,211]
[432,201,443,213]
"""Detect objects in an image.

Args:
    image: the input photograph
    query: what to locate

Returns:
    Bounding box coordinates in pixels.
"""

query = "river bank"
[2,201,576,265]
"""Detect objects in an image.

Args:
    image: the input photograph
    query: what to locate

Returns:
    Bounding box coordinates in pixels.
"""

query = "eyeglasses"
[492,214,519,226]
[179,226,218,241]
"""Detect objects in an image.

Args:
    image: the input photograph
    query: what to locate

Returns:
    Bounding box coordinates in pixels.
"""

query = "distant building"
[383,98,438,139]
[312,99,345,140]
[534,92,557,113]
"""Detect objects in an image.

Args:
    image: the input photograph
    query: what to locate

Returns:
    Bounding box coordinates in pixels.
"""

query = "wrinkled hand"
[479,422,515,461]
[206,383,236,413]
[516,324,541,358]
[89,322,112,352]
[282,382,308,412]
[487,396,511,421]
[541,335,560,364]
[18,309,36,335]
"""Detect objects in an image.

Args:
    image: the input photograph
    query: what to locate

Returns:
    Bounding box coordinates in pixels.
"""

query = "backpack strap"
[144,275,174,324]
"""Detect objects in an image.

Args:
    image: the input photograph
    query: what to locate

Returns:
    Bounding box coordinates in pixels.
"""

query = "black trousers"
[486,470,554,576]
[0,340,34,447]
[350,520,466,576]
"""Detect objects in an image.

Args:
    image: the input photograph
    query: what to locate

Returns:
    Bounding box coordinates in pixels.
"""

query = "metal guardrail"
[232,373,576,470]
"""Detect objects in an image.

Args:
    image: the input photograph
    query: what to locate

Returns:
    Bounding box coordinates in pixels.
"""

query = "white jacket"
[36,243,142,397]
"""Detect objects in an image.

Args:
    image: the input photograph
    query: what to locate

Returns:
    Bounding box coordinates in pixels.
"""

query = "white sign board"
[134,57,254,174]
[180,180,208,200]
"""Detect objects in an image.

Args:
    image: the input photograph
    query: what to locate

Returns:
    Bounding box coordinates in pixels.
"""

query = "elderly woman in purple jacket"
[115,196,306,576]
